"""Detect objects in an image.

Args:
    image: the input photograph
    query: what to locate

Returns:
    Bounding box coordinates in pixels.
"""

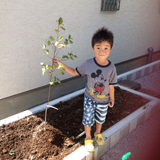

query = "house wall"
[0,0,160,100]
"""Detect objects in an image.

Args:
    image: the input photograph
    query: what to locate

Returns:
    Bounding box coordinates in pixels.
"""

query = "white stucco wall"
[0,0,160,99]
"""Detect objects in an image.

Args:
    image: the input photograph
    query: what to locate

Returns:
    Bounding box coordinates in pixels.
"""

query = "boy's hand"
[53,58,78,76]
[53,58,62,66]
[108,99,114,108]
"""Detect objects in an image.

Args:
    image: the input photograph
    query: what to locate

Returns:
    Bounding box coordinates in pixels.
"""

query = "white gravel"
[99,70,160,160]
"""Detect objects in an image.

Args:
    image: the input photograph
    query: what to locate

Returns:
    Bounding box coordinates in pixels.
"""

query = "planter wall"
[117,60,160,82]
[0,89,85,126]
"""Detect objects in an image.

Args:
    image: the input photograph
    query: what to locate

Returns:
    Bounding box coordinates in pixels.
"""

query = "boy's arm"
[53,58,78,76]
[108,85,115,108]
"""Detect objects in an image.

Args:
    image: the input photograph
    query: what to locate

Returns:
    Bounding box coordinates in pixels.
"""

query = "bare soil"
[0,86,148,160]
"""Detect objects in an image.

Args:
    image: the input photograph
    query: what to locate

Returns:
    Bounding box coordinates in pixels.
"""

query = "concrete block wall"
[117,60,160,82]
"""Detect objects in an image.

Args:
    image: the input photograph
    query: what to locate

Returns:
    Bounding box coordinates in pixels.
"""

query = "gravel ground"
[99,70,160,160]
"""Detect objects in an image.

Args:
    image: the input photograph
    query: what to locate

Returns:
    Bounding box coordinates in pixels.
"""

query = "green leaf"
[40,62,45,66]
[54,41,59,47]
[53,64,58,69]
[68,52,73,56]
[54,77,61,83]
[74,55,77,58]
[64,42,68,45]
[9,150,15,156]
[49,72,53,75]
[49,36,55,41]
[50,82,54,85]
[58,17,63,25]
[47,41,51,46]
[42,44,46,49]
[62,55,69,59]
[68,35,71,39]
[54,77,57,82]
[70,57,74,60]
[42,68,46,76]
[60,26,65,30]
[69,40,73,44]
[64,39,68,45]
[59,67,65,72]
[45,64,49,69]
[55,29,60,34]
[45,49,49,55]
[58,44,65,48]
[48,65,52,70]
[59,36,63,41]
[57,78,61,83]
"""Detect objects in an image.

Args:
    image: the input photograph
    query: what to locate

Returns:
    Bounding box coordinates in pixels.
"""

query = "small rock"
[38,152,46,158]
[31,150,37,154]
[2,149,7,153]
[79,128,83,132]
[53,150,58,156]
[70,136,75,140]
[64,138,75,146]
[48,138,53,143]
[27,117,30,121]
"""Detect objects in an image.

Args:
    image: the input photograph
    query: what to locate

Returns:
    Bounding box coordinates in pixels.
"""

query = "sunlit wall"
[0,0,160,99]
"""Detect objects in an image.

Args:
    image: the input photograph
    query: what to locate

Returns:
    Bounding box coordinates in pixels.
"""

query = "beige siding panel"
[0,0,160,99]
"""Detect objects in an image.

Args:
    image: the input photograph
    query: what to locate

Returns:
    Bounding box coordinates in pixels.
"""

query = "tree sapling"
[41,17,77,129]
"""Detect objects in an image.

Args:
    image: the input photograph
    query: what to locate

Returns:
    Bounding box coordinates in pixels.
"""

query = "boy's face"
[92,41,112,61]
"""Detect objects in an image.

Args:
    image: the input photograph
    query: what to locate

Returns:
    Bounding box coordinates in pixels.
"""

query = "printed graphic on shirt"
[89,69,107,99]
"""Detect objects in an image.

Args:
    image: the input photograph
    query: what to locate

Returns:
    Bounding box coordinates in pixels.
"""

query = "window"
[101,0,121,11]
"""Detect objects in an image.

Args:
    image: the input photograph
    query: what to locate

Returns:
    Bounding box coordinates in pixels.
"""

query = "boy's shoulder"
[109,60,116,67]
[82,58,94,65]
[109,61,117,72]
[85,58,94,62]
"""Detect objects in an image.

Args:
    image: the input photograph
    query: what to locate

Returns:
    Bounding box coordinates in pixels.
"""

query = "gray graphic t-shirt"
[76,58,117,103]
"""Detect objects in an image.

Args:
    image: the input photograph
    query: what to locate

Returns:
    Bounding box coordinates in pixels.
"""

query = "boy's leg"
[84,125,94,152]
[84,125,91,140]
[94,103,108,145]
[95,123,102,134]
[94,122,104,145]
[82,95,95,139]
[82,95,95,152]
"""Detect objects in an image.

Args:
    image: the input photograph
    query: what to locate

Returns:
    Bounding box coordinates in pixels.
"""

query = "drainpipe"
[147,47,154,64]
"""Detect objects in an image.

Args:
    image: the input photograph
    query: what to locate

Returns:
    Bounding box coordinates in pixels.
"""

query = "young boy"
[54,27,117,152]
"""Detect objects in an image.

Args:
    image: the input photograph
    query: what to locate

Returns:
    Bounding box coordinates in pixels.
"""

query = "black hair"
[91,27,114,48]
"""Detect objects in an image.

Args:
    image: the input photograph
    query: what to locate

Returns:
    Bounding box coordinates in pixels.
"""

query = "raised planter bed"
[64,85,160,160]
[0,86,160,160]
[0,60,160,160]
